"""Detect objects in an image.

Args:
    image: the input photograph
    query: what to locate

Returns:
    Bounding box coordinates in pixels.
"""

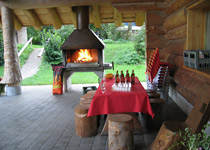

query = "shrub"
[41,29,63,62]
[57,25,75,41]
[0,30,4,65]
[134,24,146,59]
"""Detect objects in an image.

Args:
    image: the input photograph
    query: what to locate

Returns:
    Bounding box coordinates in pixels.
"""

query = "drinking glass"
[100,80,106,94]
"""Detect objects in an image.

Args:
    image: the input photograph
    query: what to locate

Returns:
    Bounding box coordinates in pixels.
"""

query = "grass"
[0,44,43,77]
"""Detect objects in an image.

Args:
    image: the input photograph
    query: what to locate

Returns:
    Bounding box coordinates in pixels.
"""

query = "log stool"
[145,98,166,130]
[80,94,93,108]
[108,114,134,150]
[87,90,96,97]
[74,104,97,137]
[150,121,185,150]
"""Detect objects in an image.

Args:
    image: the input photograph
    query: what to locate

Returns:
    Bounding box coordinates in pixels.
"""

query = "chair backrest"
[185,94,210,133]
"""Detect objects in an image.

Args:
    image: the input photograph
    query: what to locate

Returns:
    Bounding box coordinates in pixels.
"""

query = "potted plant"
[169,124,210,150]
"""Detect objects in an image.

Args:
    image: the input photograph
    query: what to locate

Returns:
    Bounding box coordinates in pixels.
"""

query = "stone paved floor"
[0,84,187,150]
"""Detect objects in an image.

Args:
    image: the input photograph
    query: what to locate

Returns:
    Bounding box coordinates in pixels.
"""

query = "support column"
[17,27,28,44]
[0,6,22,96]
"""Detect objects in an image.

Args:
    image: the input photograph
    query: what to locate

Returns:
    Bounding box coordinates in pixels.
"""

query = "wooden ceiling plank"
[48,8,62,29]
[135,11,145,26]
[68,7,77,28]
[23,9,42,30]
[113,7,122,27]
[14,15,22,30]
[91,5,101,28]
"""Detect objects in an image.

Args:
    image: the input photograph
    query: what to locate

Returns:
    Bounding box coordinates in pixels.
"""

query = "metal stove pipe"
[74,6,89,30]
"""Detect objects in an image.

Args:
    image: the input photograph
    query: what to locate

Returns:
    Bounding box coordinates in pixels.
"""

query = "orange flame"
[75,49,93,63]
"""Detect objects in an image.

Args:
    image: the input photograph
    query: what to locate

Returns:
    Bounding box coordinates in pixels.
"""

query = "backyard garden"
[0,23,146,85]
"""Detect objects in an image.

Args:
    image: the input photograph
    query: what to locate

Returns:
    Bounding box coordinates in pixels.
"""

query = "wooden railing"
[18,37,33,57]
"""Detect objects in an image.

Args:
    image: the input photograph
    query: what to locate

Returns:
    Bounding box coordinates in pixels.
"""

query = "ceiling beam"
[91,5,101,28]
[14,15,22,30]
[23,9,42,30]
[135,12,145,26]
[68,6,77,28]
[48,8,62,29]
[112,2,165,12]
[113,7,122,27]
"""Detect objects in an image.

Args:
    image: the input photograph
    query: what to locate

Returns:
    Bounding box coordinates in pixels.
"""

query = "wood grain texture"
[48,8,62,29]
[113,7,122,27]
[135,11,145,26]
[13,15,22,30]
[165,38,186,56]
[165,24,186,40]
[23,9,42,30]
[163,7,187,30]
[91,5,101,28]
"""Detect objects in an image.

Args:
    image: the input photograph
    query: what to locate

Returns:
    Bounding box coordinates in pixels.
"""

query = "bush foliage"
[41,29,63,62]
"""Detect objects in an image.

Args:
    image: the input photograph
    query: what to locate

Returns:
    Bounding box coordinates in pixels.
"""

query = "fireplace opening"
[66,49,98,63]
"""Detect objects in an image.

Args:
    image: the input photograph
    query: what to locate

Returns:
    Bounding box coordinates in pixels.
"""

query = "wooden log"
[48,8,62,29]
[80,98,92,108]
[166,0,195,15]
[165,24,186,40]
[87,90,96,97]
[150,121,185,150]
[74,104,97,137]
[23,9,42,30]
[163,8,187,30]
[80,93,94,101]
[113,7,122,27]
[13,15,22,31]
[0,6,22,84]
[91,5,101,28]
[108,114,134,150]
[165,38,186,56]
[165,54,183,68]
[146,25,165,35]
[175,85,198,106]
[146,11,166,26]
[135,12,145,26]
[146,34,166,49]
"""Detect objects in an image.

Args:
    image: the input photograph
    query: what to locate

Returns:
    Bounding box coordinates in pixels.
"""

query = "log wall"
[158,0,210,113]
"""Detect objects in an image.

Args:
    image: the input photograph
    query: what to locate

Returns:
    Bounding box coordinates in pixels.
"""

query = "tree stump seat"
[74,104,97,137]
[108,114,134,150]
[145,98,166,130]
[87,90,96,97]
[148,92,160,99]
[80,93,94,101]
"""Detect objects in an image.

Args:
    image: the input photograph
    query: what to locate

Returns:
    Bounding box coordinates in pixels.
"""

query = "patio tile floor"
[0,84,187,150]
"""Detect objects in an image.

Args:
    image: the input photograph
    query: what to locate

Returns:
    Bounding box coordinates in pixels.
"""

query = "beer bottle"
[126,70,130,82]
[131,69,135,84]
[115,70,120,83]
[120,70,125,83]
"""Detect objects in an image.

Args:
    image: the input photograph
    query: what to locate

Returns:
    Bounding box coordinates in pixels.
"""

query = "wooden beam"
[23,9,42,30]
[135,12,145,26]
[165,24,186,40]
[91,5,101,28]
[13,15,22,31]
[112,2,165,12]
[68,7,77,28]
[0,18,2,29]
[48,8,62,29]
[113,7,122,27]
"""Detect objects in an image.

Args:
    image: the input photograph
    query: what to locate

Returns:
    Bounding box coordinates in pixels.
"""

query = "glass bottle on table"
[131,69,135,84]
[120,70,125,83]
[115,70,120,84]
[125,70,130,83]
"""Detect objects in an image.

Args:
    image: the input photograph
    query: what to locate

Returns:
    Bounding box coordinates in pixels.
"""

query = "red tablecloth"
[87,77,154,118]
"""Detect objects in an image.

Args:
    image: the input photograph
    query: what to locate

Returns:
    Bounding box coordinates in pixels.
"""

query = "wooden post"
[108,114,134,150]
[0,6,22,96]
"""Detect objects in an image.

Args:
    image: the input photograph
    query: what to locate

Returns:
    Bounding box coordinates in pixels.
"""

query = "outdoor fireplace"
[60,6,113,91]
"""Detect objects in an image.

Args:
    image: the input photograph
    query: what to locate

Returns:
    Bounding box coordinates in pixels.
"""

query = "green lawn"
[21,62,146,85]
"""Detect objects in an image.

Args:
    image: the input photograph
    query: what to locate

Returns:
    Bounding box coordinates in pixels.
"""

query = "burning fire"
[75,49,93,63]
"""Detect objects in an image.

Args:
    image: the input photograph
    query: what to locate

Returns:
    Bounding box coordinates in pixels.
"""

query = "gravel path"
[21,48,43,79]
